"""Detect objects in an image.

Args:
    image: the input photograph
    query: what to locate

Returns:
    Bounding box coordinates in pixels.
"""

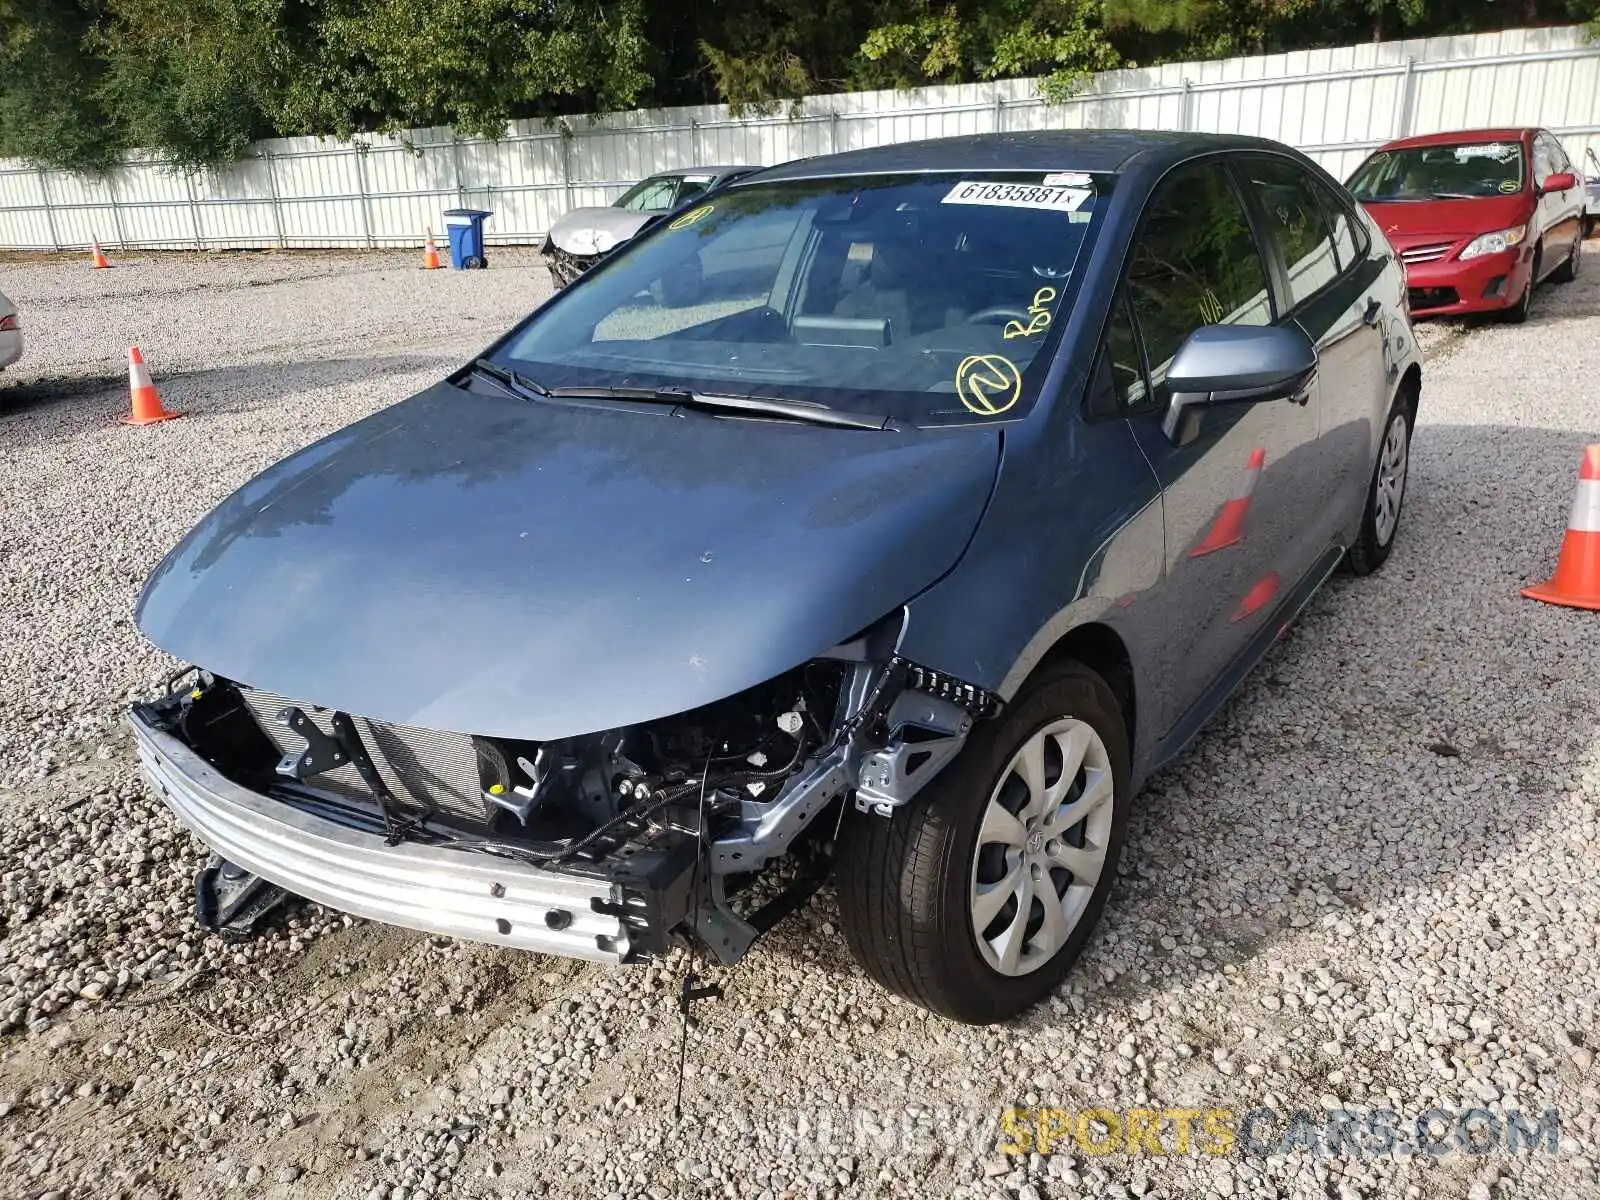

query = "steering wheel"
[966,306,1029,326]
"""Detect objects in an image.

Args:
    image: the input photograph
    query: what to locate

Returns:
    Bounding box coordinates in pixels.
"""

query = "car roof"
[646,165,757,179]
[743,130,1295,183]
[1376,128,1538,152]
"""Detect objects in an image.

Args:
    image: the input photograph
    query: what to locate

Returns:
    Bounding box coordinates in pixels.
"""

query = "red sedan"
[1347,127,1585,322]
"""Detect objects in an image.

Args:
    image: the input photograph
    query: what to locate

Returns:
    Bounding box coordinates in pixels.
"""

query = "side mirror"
[1540,171,1577,194]
[1161,324,1317,445]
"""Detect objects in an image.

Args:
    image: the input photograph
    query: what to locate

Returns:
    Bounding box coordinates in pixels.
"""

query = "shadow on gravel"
[0,352,456,452]
[759,421,1593,1031]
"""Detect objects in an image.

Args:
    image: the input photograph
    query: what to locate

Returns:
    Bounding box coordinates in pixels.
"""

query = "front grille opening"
[1408,286,1459,310]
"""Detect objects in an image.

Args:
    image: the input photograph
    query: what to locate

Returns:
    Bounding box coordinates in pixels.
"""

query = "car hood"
[135,383,1000,740]
[546,208,655,256]
[1361,195,1530,243]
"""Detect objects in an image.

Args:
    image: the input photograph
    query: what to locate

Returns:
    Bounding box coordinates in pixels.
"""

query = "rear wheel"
[1346,398,1412,576]
[837,661,1130,1024]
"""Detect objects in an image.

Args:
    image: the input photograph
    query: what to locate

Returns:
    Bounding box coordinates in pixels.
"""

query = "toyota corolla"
[131,131,1421,1024]
[1347,127,1585,322]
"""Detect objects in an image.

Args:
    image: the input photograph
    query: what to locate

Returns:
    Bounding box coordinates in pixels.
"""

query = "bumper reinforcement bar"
[129,712,631,963]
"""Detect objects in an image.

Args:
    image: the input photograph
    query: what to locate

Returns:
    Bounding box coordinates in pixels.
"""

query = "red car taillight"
[0,314,17,331]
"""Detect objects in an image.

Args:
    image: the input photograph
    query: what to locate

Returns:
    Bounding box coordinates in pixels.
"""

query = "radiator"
[240,688,488,823]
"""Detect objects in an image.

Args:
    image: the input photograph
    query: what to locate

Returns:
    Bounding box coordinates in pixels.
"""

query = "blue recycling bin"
[442,208,492,269]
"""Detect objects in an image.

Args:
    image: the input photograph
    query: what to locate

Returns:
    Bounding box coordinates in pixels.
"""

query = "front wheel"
[1503,246,1540,323]
[836,661,1130,1024]
[1346,400,1412,576]
[1553,235,1582,284]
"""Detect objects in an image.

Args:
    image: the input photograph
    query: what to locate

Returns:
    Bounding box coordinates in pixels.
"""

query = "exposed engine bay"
[134,614,1001,965]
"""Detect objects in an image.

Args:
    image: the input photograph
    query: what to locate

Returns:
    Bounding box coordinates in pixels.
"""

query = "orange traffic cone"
[1523,444,1600,611]
[422,230,442,270]
[124,347,181,426]
[1191,447,1265,557]
[1231,571,1281,623]
[90,240,110,269]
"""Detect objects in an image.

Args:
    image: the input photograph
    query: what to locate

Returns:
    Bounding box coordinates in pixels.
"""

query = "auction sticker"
[956,354,1022,416]
[942,180,1091,213]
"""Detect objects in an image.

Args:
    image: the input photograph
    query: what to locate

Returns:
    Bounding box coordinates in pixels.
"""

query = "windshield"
[1348,141,1526,201]
[497,172,1109,427]
[615,176,686,212]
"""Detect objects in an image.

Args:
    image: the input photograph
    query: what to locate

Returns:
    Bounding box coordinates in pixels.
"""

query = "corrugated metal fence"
[3,23,1598,252]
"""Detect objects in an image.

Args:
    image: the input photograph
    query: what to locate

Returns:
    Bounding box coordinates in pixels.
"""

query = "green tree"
[280,0,654,140]
[0,0,118,172]
[857,0,1120,100]
[94,0,286,171]
[694,0,862,111]
[3,0,1599,172]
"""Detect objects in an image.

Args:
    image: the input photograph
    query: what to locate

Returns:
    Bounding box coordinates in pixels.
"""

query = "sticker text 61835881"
[941,181,1092,213]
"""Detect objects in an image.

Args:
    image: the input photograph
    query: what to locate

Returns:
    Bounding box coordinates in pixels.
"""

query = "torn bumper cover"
[130,709,632,963]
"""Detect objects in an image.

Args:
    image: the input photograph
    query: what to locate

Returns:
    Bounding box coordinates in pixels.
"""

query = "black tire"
[463,255,485,270]
[836,660,1131,1024]
[1346,397,1413,576]
[1553,235,1581,284]
[1503,245,1539,323]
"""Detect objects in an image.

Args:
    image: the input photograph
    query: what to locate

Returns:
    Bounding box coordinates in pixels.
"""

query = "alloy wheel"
[1373,412,1409,548]
[969,718,1115,977]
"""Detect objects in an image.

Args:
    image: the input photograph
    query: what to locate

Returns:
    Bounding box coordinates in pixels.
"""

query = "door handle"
[1362,297,1382,327]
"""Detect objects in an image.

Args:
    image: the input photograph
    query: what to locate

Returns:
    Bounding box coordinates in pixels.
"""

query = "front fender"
[897,408,1167,775]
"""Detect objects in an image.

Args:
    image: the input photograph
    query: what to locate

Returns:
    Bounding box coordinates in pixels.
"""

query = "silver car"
[540,166,757,287]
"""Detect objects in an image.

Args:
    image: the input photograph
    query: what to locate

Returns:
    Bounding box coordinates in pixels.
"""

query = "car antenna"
[674,751,723,1122]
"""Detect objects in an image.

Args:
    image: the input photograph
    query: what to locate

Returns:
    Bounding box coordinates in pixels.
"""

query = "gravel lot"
[0,246,1596,1200]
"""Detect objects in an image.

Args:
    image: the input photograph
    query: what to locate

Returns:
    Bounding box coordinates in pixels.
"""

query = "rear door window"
[1125,161,1273,405]
[1239,156,1341,307]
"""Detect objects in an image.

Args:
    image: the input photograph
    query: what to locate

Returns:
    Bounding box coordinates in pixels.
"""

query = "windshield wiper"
[468,358,550,400]
[545,385,895,431]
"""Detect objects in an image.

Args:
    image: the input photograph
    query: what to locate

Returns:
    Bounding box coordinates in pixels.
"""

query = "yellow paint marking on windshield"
[1003,286,1059,340]
[668,204,715,230]
[956,354,1023,416]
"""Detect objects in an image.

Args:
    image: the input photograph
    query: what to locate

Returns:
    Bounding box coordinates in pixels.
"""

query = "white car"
[540,165,758,287]
[0,289,20,371]
[1585,147,1600,238]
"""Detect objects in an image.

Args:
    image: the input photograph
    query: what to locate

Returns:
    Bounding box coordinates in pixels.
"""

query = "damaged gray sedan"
[131,130,1420,1023]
